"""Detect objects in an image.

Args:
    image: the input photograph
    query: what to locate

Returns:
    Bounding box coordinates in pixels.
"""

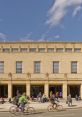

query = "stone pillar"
[26,83,30,97]
[8,82,12,98]
[80,84,82,99]
[44,83,49,97]
[8,73,12,98]
[63,83,67,99]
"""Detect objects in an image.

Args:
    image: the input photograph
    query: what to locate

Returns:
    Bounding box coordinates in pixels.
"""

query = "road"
[0,109,82,117]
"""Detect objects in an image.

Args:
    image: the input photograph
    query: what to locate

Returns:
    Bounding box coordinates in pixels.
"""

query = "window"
[3,48,10,53]
[65,48,72,52]
[74,48,81,52]
[29,48,36,52]
[0,61,4,73]
[11,48,19,52]
[38,48,45,52]
[47,48,54,52]
[53,61,59,73]
[71,61,77,73]
[56,48,63,52]
[20,48,28,52]
[16,61,22,73]
[34,61,40,73]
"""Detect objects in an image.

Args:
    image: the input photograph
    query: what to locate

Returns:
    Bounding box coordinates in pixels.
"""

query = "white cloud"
[54,35,60,39]
[0,33,7,41]
[20,32,33,41]
[46,0,82,26]
[73,6,82,16]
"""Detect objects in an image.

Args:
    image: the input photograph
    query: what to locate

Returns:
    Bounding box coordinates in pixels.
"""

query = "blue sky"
[0,0,82,41]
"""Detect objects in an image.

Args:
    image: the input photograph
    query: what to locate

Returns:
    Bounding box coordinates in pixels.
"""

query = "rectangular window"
[56,48,63,52]
[47,48,54,52]
[65,48,72,52]
[16,61,22,73]
[38,48,45,52]
[74,48,81,52]
[3,48,10,53]
[20,48,28,52]
[71,61,77,73]
[0,61,4,73]
[29,48,36,52]
[53,61,59,73]
[11,48,19,52]
[34,61,40,73]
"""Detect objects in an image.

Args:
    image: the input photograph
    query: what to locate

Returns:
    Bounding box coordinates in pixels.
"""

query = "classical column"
[26,73,31,97]
[63,83,67,99]
[8,82,12,98]
[80,84,82,99]
[44,83,49,97]
[8,73,12,98]
[26,83,30,97]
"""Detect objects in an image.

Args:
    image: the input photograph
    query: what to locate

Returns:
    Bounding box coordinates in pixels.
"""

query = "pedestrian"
[67,94,72,106]
[37,92,42,102]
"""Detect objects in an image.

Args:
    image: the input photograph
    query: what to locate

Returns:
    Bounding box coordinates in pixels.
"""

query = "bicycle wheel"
[26,107,35,114]
[56,105,63,111]
[14,107,22,116]
[47,105,54,112]
[9,105,16,114]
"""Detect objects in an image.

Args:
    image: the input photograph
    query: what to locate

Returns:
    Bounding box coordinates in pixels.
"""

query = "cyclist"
[18,92,27,111]
[50,94,58,108]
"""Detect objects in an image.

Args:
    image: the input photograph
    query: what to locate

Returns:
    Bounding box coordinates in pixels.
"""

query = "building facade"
[0,41,82,99]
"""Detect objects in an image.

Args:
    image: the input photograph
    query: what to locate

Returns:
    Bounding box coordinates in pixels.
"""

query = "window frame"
[16,61,22,74]
[34,61,41,73]
[0,61,4,73]
[71,61,77,74]
[53,61,59,74]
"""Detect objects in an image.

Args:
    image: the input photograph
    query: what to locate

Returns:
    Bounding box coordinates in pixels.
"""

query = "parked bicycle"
[47,103,63,112]
[9,103,35,116]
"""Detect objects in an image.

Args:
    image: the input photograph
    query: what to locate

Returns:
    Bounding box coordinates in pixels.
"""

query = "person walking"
[67,94,72,107]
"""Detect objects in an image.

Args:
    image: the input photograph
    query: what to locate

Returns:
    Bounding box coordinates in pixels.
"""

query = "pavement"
[0,99,82,112]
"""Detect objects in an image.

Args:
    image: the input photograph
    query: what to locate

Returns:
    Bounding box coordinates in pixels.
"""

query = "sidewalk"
[0,99,82,112]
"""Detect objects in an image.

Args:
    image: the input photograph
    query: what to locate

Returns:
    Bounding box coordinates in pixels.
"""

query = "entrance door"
[67,85,80,98]
[0,85,8,98]
[49,85,62,97]
[31,85,44,98]
[12,85,26,97]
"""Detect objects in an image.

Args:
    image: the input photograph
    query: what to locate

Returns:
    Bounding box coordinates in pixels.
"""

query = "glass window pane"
[16,61,22,73]
[47,48,54,52]
[29,48,36,52]
[74,48,81,52]
[20,48,28,52]
[34,61,40,73]
[0,61,4,73]
[65,48,72,52]
[71,61,77,73]
[38,48,45,52]
[53,62,59,73]
[3,48,10,53]
[56,48,63,52]
[12,48,19,52]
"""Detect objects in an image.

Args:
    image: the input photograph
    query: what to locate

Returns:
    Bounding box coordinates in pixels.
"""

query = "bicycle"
[47,103,63,112]
[9,103,35,116]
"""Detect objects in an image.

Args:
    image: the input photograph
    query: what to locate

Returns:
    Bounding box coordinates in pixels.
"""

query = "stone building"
[0,41,82,99]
